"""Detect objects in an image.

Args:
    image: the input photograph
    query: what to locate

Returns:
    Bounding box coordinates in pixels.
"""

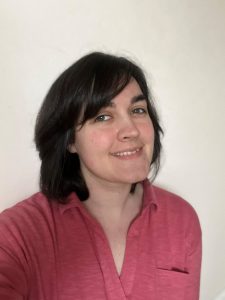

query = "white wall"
[0,0,225,299]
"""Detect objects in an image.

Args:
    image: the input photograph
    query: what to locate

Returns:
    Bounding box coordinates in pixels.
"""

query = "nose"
[117,117,140,141]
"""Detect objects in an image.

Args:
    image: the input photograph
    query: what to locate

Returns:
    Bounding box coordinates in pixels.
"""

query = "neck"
[81,175,143,222]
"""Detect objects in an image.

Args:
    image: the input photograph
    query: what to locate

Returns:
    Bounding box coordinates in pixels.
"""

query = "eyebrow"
[105,94,146,108]
[131,94,146,104]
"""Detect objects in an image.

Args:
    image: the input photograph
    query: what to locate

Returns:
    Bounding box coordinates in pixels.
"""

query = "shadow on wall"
[215,289,225,300]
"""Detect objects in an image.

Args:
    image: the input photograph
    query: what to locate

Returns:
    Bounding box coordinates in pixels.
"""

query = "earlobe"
[67,143,77,153]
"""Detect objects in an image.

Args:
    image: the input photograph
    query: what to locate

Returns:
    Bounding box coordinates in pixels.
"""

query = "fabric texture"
[0,181,202,300]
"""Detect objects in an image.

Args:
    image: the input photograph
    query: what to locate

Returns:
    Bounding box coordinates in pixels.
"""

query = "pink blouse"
[0,181,201,299]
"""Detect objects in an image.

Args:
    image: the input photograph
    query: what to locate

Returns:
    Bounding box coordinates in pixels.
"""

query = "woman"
[0,52,201,299]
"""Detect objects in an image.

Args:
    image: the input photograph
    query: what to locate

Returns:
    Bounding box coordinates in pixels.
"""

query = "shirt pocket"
[156,267,189,300]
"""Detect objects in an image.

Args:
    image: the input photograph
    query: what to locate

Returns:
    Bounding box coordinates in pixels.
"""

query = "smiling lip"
[110,147,142,158]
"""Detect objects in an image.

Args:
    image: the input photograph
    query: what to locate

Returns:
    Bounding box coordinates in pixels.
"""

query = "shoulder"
[150,184,201,249]
[144,182,201,245]
[0,193,57,236]
[1,192,50,217]
[150,184,199,220]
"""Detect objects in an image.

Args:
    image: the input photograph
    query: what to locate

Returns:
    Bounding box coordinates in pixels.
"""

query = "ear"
[67,143,77,153]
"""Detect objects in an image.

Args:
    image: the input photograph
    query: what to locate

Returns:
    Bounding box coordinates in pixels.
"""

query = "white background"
[0,0,225,299]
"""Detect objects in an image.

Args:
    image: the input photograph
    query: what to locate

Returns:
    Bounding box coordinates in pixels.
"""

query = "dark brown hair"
[35,52,163,202]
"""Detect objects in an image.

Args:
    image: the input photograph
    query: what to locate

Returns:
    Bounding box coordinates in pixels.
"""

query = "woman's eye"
[95,114,111,122]
[132,107,147,114]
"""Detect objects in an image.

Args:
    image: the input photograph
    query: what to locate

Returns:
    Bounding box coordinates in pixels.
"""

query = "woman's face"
[69,79,155,187]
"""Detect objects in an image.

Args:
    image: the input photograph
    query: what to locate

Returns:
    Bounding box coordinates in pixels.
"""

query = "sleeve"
[0,213,29,300]
[185,207,202,300]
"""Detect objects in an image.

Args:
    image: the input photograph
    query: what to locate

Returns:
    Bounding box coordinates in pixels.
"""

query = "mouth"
[110,147,142,157]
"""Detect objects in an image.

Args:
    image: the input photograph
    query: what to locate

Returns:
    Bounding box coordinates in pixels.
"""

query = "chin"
[120,173,149,184]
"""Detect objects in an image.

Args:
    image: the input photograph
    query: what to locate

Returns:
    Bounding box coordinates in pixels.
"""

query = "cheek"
[139,121,155,144]
[83,129,115,152]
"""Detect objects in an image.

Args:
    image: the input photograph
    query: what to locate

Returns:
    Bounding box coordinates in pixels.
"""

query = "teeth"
[112,148,140,156]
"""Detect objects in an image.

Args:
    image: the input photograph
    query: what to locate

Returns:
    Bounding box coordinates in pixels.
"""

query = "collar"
[59,192,83,214]
[142,179,158,210]
[59,179,159,215]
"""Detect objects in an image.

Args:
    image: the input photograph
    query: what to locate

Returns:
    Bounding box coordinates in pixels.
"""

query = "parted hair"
[34,52,163,203]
